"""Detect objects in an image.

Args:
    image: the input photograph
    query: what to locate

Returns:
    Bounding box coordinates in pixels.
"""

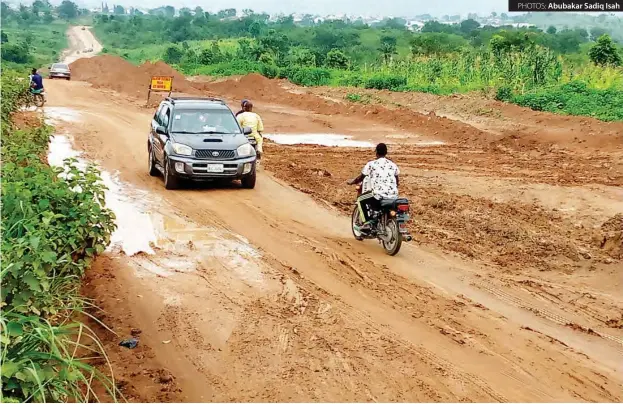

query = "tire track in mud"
[472,279,623,351]
[259,252,510,403]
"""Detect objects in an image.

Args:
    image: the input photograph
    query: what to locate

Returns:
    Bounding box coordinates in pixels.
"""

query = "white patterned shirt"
[362,157,400,199]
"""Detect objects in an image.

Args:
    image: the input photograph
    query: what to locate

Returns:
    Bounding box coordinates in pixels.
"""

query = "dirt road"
[62,26,103,65]
[43,28,623,402]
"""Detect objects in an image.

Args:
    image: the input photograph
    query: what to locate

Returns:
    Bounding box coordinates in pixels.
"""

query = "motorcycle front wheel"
[382,218,402,256]
[33,94,44,107]
[351,206,364,241]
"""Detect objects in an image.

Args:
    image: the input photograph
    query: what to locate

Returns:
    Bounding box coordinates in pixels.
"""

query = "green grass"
[1,70,118,402]
[1,21,68,68]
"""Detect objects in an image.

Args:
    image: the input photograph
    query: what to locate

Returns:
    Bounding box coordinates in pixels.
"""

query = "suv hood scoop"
[203,138,223,142]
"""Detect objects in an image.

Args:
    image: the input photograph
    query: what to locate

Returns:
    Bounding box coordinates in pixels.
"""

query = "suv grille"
[195,149,235,159]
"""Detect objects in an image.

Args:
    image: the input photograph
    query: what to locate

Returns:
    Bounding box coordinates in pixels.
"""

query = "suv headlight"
[237,143,255,157]
[172,143,193,156]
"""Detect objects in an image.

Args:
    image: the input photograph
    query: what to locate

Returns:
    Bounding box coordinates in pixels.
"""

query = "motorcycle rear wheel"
[382,218,402,256]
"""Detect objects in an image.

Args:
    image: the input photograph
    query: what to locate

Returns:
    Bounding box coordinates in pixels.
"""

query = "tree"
[289,47,316,67]
[588,34,622,66]
[1,31,8,43]
[590,27,609,41]
[460,19,480,34]
[379,35,397,63]
[163,45,183,64]
[1,42,30,63]
[57,0,78,19]
[42,10,54,23]
[325,49,349,69]
[1,2,12,22]
[411,33,468,55]
[546,26,557,35]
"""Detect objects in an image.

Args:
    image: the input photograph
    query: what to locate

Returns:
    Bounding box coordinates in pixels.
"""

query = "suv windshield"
[52,63,69,69]
[171,108,240,134]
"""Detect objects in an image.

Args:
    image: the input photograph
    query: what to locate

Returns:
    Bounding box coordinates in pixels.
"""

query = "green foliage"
[259,63,279,79]
[57,0,78,20]
[512,81,623,121]
[94,10,623,121]
[325,49,349,69]
[365,75,407,91]
[163,45,183,64]
[495,86,513,101]
[280,66,332,86]
[1,71,117,402]
[411,33,468,55]
[588,35,622,66]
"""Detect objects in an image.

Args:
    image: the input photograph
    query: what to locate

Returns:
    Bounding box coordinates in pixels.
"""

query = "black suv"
[148,96,257,190]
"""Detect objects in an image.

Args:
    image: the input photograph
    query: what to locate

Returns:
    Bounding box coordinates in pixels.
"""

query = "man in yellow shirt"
[236,101,264,162]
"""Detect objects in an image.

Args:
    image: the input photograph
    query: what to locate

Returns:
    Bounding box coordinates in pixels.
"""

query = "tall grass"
[1,70,118,402]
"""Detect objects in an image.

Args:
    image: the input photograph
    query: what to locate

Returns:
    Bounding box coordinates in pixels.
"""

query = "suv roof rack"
[165,96,226,105]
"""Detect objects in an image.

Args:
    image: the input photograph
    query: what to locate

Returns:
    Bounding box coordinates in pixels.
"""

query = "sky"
[79,0,509,17]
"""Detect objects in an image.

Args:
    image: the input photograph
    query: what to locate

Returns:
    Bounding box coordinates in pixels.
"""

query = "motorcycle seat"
[380,198,409,208]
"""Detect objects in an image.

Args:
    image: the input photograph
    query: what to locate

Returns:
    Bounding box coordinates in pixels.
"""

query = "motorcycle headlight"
[172,143,193,156]
[237,143,255,157]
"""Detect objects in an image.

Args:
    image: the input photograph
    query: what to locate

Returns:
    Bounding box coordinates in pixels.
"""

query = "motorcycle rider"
[347,143,400,233]
[29,68,46,102]
[236,101,264,162]
[235,99,248,117]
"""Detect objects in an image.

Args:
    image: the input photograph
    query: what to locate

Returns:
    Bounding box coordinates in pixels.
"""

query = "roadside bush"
[1,71,117,402]
[282,66,332,86]
[495,85,513,101]
[365,75,407,91]
[336,72,364,87]
[345,93,362,102]
[511,80,623,121]
[259,63,280,79]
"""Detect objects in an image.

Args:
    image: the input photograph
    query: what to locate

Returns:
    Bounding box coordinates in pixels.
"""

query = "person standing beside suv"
[236,101,264,162]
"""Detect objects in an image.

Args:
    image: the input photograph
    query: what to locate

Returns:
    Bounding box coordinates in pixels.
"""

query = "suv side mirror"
[242,126,252,135]
[155,125,168,135]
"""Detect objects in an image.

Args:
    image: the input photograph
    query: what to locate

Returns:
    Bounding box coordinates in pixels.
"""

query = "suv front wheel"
[163,156,180,190]
[241,167,256,189]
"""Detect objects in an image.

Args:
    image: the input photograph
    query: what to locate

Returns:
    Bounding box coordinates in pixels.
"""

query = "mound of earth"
[599,213,623,259]
[69,55,206,101]
[205,74,490,146]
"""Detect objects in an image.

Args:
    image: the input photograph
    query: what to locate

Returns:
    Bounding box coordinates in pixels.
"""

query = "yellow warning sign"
[150,76,173,92]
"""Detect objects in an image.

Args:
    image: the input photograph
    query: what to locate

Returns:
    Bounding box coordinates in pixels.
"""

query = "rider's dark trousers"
[357,192,380,223]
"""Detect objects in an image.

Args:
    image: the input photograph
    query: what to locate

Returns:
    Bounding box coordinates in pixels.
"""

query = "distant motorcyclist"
[29,68,46,102]
[29,68,44,91]
[235,99,249,117]
[347,143,400,233]
[236,101,264,161]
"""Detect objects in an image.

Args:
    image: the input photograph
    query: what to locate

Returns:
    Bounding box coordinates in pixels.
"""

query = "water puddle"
[47,133,158,256]
[264,134,375,148]
[265,133,445,147]
[44,107,82,125]
[46,129,266,287]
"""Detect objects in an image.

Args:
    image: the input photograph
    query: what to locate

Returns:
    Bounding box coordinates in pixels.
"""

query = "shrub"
[282,66,332,86]
[1,71,117,402]
[512,80,623,121]
[260,63,280,79]
[495,86,513,101]
[364,75,407,91]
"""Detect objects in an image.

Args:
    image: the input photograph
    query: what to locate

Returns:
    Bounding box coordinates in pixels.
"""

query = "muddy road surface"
[41,29,623,402]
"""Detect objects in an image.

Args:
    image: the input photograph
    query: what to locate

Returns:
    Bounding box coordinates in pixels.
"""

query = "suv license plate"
[207,164,224,173]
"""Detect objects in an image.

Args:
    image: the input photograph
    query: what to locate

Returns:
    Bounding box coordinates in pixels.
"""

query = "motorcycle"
[351,184,412,256]
[27,89,45,108]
